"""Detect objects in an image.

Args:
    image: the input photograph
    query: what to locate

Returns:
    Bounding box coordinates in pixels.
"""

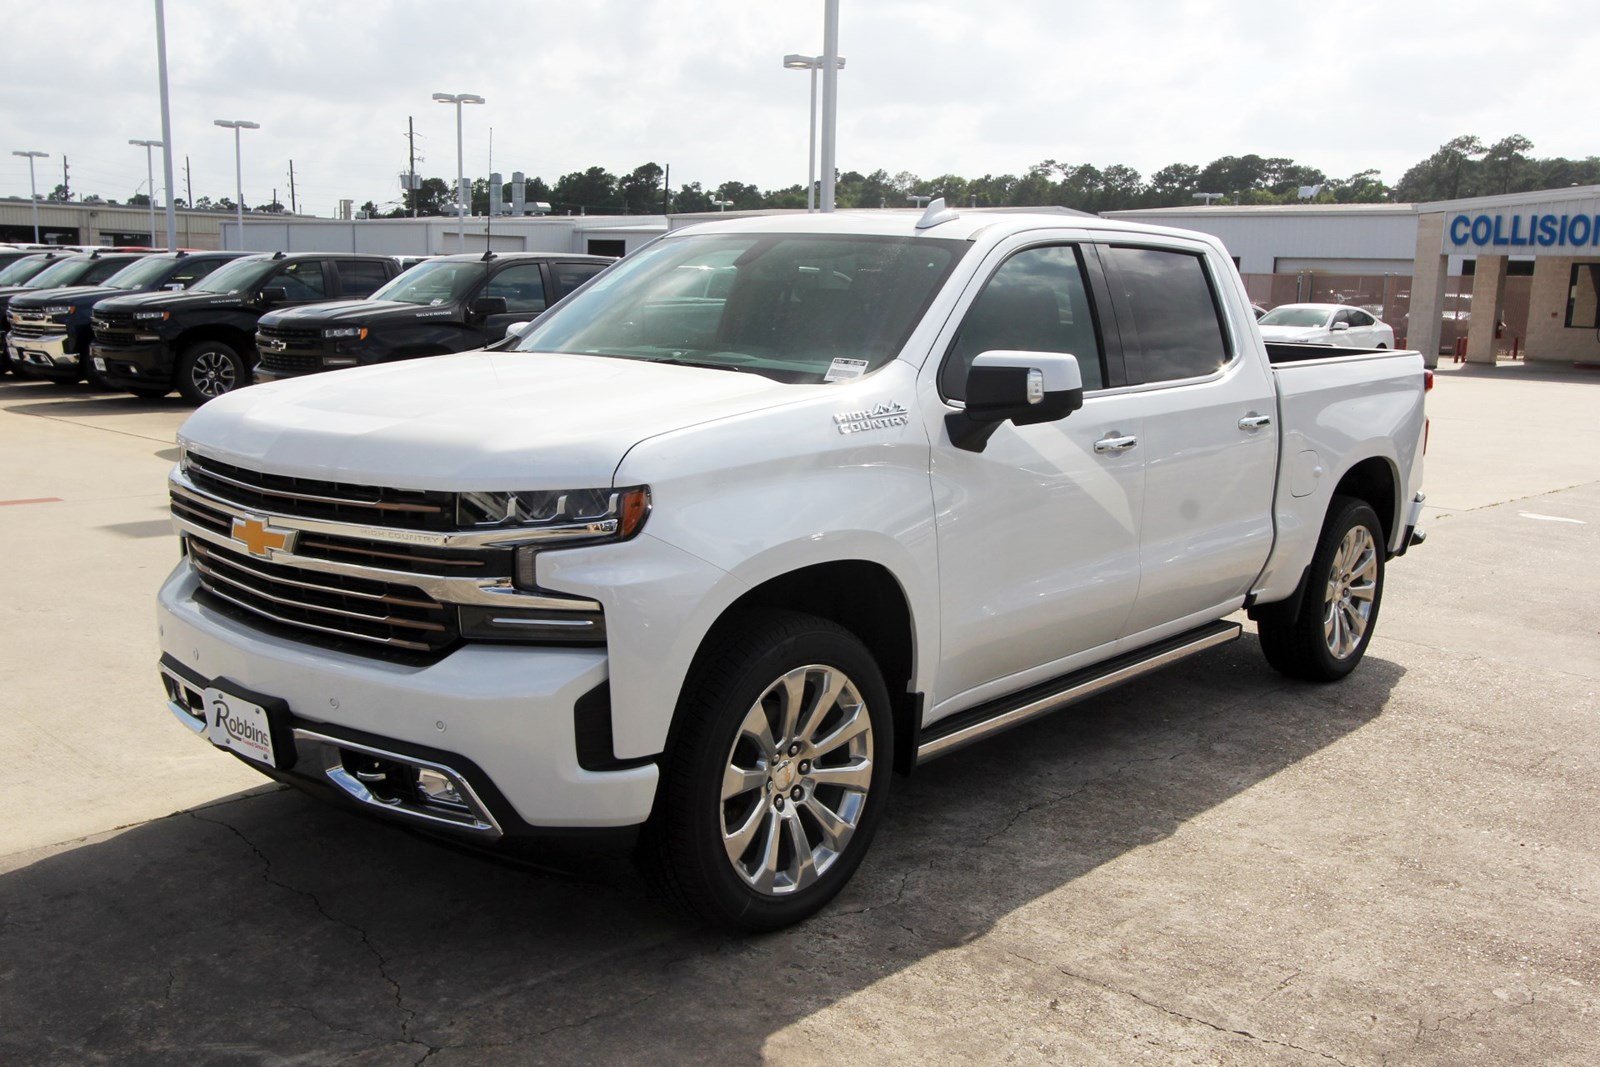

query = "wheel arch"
[1331,454,1400,549]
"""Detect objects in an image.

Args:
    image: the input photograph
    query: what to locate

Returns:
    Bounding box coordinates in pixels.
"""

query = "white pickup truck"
[158,203,1427,930]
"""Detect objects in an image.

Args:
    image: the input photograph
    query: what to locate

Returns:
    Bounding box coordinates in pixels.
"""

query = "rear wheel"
[177,340,249,404]
[1257,496,1386,681]
[644,609,894,932]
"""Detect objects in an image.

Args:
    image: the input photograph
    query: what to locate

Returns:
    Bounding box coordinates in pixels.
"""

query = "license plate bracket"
[202,681,297,770]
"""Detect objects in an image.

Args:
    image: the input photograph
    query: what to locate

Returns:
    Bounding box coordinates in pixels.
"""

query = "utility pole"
[288,159,297,214]
[62,157,69,200]
[662,163,670,214]
[407,116,417,217]
[272,187,278,213]
[185,156,192,209]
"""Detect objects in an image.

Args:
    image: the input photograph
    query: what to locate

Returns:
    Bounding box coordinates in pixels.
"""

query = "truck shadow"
[0,638,1400,1064]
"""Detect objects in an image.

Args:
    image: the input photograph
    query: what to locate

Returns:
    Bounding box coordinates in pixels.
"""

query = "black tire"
[176,340,250,404]
[643,608,895,932]
[1257,496,1386,682]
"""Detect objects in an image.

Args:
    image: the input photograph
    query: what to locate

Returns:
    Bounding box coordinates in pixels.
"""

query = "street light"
[783,53,845,212]
[710,199,733,212]
[213,119,259,245]
[907,194,932,210]
[129,139,164,247]
[432,92,485,252]
[1192,191,1224,206]
[12,150,47,242]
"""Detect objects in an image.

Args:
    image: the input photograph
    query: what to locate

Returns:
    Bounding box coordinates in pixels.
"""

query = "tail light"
[1423,369,1434,391]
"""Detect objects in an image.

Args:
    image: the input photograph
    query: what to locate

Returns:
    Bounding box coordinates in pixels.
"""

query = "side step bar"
[916,620,1242,764]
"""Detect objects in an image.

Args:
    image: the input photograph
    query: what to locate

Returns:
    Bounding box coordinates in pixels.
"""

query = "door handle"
[1094,434,1138,454]
[1238,414,1273,431]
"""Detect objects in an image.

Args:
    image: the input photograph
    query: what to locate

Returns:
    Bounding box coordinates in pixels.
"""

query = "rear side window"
[1101,246,1229,385]
[552,262,606,296]
[84,258,136,285]
[943,244,1105,399]
[335,260,391,298]
[483,263,547,313]
[1349,309,1375,326]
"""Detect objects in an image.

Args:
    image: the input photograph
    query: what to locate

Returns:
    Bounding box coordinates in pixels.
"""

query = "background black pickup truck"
[253,252,610,382]
[0,251,131,375]
[7,251,245,387]
[90,251,401,403]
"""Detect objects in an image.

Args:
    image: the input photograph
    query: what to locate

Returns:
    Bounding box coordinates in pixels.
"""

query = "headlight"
[323,326,367,340]
[455,486,651,592]
[134,310,169,321]
[42,305,75,315]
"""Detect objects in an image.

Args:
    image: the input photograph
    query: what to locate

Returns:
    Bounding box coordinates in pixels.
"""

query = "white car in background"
[1257,303,1395,348]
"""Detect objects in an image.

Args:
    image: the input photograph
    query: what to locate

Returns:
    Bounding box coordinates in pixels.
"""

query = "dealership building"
[1109,184,1600,366]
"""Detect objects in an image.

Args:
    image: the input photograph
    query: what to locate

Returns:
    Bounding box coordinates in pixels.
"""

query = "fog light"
[417,768,465,808]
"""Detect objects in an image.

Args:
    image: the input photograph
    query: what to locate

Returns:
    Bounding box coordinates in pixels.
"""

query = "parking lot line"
[0,496,63,506]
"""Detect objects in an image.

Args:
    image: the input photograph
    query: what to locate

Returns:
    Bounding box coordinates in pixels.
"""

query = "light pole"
[213,119,259,247]
[432,92,485,252]
[710,199,733,212]
[129,139,163,247]
[12,151,47,242]
[783,53,845,212]
[154,0,178,250]
[819,0,840,212]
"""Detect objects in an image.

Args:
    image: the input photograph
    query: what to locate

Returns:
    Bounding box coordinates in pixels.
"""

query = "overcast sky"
[2,0,1594,216]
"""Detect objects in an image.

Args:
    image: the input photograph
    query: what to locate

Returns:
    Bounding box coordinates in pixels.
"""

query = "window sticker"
[824,357,869,383]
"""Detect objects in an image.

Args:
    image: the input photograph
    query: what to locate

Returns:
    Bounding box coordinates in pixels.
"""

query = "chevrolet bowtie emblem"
[231,516,295,557]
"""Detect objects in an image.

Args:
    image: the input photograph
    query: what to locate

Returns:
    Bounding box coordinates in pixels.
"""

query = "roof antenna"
[915,196,960,230]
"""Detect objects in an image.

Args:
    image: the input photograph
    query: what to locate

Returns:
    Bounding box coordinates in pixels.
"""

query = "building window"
[586,239,626,258]
[1564,263,1600,329]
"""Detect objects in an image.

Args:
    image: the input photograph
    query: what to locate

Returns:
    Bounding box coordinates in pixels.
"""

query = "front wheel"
[1257,496,1386,681]
[644,609,894,932]
[176,341,250,404]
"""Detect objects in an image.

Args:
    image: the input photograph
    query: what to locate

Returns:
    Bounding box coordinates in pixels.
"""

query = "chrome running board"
[916,620,1241,764]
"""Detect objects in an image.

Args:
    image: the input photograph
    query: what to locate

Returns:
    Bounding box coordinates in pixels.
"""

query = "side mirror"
[503,319,536,341]
[472,296,508,318]
[1330,321,1350,332]
[946,351,1084,452]
[259,286,289,305]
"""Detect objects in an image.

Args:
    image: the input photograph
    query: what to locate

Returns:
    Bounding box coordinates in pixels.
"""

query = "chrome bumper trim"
[295,728,502,838]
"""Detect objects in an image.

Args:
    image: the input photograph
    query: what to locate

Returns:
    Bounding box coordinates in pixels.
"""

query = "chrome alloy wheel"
[1324,525,1378,659]
[191,351,237,397]
[720,664,874,896]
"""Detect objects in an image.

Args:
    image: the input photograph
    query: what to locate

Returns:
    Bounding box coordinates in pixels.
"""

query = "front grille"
[7,321,56,340]
[187,537,458,657]
[257,350,323,375]
[186,451,456,531]
[92,312,140,346]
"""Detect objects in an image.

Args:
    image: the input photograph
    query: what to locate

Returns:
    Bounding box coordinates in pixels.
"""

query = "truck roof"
[667,205,1232,249]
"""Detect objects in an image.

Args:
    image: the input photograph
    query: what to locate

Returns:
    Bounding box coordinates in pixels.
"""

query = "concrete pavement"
[1,362,1596,1065]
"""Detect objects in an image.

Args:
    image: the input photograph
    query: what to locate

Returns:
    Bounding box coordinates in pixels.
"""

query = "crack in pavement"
[1009,951,1360,1067]
[189,810,431,1059]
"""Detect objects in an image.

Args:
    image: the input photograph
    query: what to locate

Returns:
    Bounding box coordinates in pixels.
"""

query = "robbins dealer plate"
[203,687,277,766]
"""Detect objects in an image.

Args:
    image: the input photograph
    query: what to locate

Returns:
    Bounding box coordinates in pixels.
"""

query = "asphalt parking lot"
[1,363,1597,1065]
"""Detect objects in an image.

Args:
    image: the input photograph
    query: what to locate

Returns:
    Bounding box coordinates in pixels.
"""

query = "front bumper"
[157,562,659,838]
[7,331,79,377]
[91,338,175,390]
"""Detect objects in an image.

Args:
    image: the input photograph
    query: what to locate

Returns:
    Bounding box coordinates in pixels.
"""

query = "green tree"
[620,163,666,214]
[46,183,70,202]
[552,166,622,214]
[673,181,713,213]
[715,180,764,210]
[1481,134,1534,195]
[1394,135,1485,202]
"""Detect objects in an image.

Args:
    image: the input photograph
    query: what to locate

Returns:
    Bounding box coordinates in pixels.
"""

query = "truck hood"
[9,284,124,311]
[96,289,247,313]
[179,350,811,489]
[260,300,455,327]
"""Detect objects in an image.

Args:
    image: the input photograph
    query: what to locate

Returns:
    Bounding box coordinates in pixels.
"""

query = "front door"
[923,238,1147,720]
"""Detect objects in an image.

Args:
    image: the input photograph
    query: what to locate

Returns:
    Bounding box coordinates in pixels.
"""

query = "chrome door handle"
[1238,414,1273,430]
[1094,434,1139,454]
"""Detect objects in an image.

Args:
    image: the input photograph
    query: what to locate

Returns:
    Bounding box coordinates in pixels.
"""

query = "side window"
[482,263,547,313]
[269,260,327,301]
[1349,309,1375,326]
[84,258,134,285]
[552,262,605,296]
[335,260,391,298]
[1100,246,1229,385]
[942,244,1105,400]
[1332,309,1353,326]
[169,258,226,288]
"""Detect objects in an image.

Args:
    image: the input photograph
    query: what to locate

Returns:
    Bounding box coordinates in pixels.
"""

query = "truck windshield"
[102,256,178,290]
[370,260,488,305]
[24,257,99,289]
[1259,307,1331,328]
[191,258,275,295]
[512,233,967,383]
[0,256,56,286]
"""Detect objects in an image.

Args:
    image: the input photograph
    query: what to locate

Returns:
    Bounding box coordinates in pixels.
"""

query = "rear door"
[551,260,607,298]
[476,262,549,339]
[331,259,393,299]
[1096,241,1278,639]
